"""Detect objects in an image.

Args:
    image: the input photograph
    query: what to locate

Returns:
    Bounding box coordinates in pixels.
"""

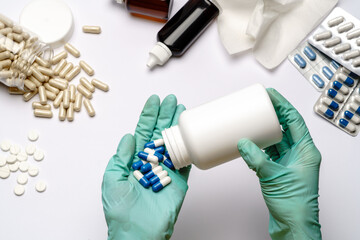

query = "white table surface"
[0,0,359,239]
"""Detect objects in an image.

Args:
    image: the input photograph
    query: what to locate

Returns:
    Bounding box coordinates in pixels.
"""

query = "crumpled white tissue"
[216,0,338,69]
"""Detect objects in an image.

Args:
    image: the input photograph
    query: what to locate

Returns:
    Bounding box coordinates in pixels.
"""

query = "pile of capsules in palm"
[0,13,109,121]
[132,139,175,192]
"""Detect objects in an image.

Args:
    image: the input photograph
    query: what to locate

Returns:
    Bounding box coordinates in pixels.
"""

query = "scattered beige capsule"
[63,89,70,109]
[31,67,46,82]
[12,25,22,34]
[38,86,47,104]
[51,51,68,65]
[84,99,95,117]
[74,93,83,112]
[23,89,38,101]
[22,32,30,40]
[49,79,68,90]
[0,59,11,70]
[35,56,50,67]
[0,51,11,61]
[0,27,12,35]
[59,62,73,78]
[79,60,94,76]
[67,102,74,121]
[82,25,101,34]
[53,91,64,108]
[91,79,109,92]
[69,84,76,102]
[77,84,92,99]
[0,70,12,79]
[37,66,54,76]
[8,87,25,95]
[24,79,36,91]
[80,77,95,92]
[54,59,67,75]
[45,90,56,101]
[65,65,81,81]
[34,109,53,118]
[0,14,13,27]
[0,22,4,29]
[29,76,42,87]
[32,102,51,110]
[44,83,60,94]
[64,43,80,58]
[59,103,66,121]
[12,33,23,43]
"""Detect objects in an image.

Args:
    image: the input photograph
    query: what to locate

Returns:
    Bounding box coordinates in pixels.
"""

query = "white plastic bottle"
[162,84,283,170]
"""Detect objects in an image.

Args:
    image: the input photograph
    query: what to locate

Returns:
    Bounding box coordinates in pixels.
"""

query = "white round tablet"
[9,162,20,172]
[17,173,28,185]
[19,161,30,172]
[0,166,10,179]
[35,180,47,193]
[17,151,28,162]
[14,185,25,196]
[25,144,36,155]
[28,165,39,177]
[20,0,74,48]
[6,155,17,164]
[10,144,21,155]
[33,150,44,161]
[27,130,39,141]
[0,155,6,167]
[0,141,11,152]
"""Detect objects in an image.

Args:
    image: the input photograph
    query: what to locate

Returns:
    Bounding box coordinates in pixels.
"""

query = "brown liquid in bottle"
[125,0,173,21]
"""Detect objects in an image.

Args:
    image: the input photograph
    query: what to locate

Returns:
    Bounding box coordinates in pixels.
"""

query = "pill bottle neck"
[162,125,191,169]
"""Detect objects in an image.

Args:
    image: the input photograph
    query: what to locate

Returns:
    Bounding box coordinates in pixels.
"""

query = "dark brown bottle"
[115,0,173,22]
[147,0,220,68]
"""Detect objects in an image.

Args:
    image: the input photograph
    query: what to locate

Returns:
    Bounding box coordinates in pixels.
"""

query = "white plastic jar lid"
[20,0,74,48]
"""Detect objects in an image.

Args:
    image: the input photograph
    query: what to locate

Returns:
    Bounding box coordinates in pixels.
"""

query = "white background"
[0,0,359,239]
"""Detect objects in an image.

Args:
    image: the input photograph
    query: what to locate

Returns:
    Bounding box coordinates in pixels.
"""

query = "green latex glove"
[238,88,322,240]
[102,94,191,240]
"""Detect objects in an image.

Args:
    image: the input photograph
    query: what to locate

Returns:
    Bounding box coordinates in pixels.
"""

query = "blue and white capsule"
[332,81,349,95]
[321,97,339,111]
[150,170,168,185]
[331,60,340,70]
[344,110,360,124]
[303,46,316,61]
[322,66,334,80]
[352,95,360,104]
[316,105,334,119]
[294,54,306,68]
[152,176,172,192]
[339,119,356,133]
[140,149,164,162]
[327,89,344,103]
[144,139,165,149]
[164,151,171,160]
[335,72,355,87]
[132,160,147,170]
[312,74,325,89]
[163,157,175,170]
[350,103,360,115]
[144,165,163,180]
[133,170,151,188]
[154,146,165,154]
[140,162,158,174]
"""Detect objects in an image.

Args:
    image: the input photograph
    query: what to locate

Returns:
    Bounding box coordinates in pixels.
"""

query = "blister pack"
[308,7,360,76]
[288,41,340,91]
[314,67,360,136]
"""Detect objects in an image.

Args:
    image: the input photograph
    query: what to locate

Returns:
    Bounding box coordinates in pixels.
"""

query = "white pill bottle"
[162,84,283,170]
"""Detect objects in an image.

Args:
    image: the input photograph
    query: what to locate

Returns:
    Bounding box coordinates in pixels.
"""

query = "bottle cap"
[147,42,172,69]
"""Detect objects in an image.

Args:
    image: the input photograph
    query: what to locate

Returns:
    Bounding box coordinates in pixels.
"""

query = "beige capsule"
[59,103,66,121]
[0,14,13,27]
[0,22,4,29]
[38,86,47,104]
[64,43,80,58]
[29,76,42,87]
[0,27,12,35]
[51,51,68,65]
[8,87,24,95]
[46,90,57,101]
[67,102,74,121]
[0,51,11,61]
[74,93,83,112]
[35,56,50,67]
[80,77,95,92]
[83,99,95,117]
[65,65,81,81]
[44,83,60,94]
[91,79,109,92]
[37,66,54,76]
[59,62,73,78]
[53,91,64,108]
[31,67,46,82]
[32,102,51,110]
[77,84,92,99]
[49,79,68,90]
[12,25,22,34]
[34,109,53,118]
[23,89,38,102]
[54,59,67,75]
[63,89,70,109]
[69,84,76,102]
[0,59,11,70]
[82,25,101,34]
[24,79,36,91]
[0,70,12,79]
[12,33,23,43]
[79,60,94,76]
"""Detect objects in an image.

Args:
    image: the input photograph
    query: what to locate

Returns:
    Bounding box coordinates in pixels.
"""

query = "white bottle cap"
[20,0,74,48]
[115,0,125,4]
[147,42,172,69]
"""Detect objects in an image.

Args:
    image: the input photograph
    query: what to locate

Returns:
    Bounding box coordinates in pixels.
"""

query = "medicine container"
[162,84,283,170]
[115,0,173,22]
[147,0,220,68]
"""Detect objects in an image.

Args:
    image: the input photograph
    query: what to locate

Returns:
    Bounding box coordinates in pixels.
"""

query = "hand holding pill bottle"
[102,95,191,240]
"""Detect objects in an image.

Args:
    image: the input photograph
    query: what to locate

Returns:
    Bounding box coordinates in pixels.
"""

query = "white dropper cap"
[147,42,172,69]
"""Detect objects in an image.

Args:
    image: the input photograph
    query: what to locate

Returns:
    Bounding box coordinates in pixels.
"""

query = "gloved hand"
[102,95,191,240]
[238,88,322,240]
